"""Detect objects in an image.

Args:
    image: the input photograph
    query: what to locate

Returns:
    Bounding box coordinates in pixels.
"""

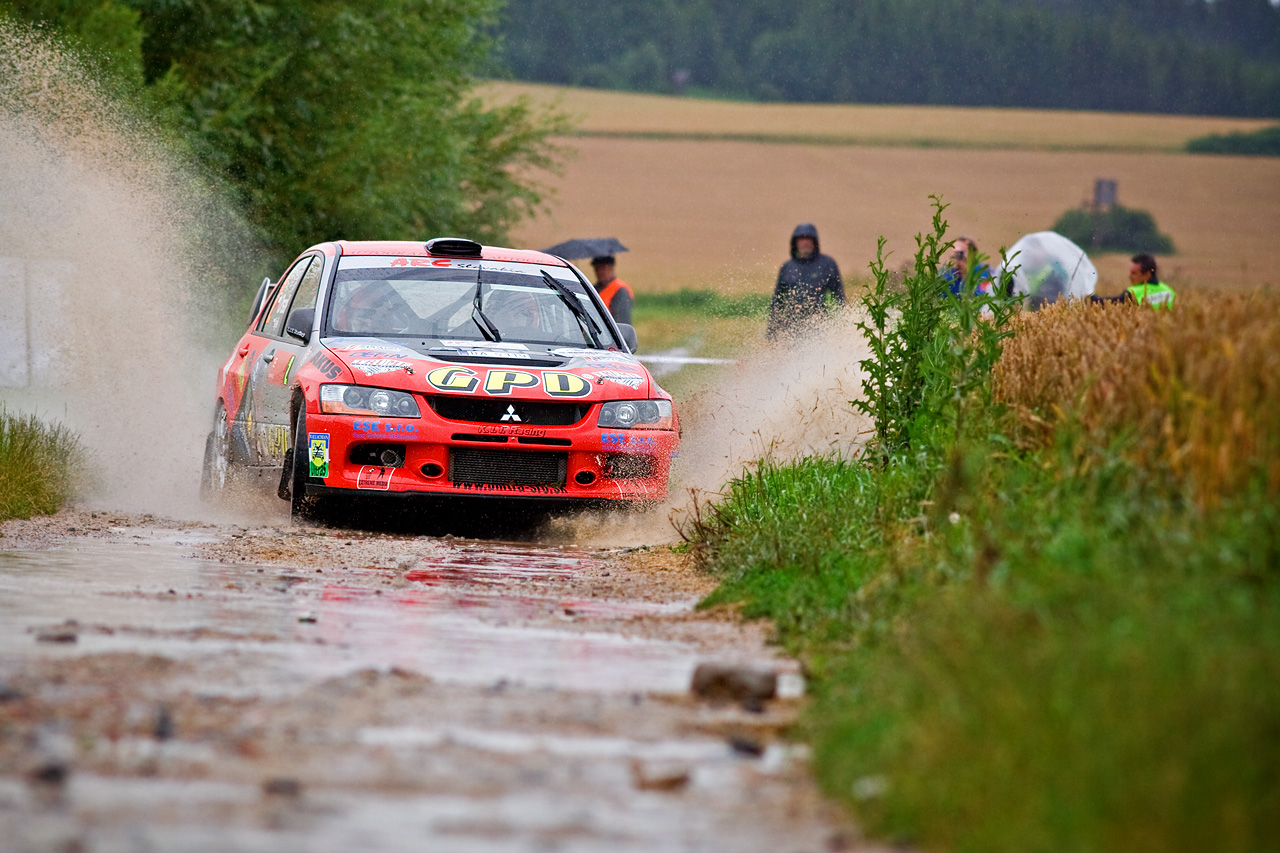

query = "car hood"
[320,337,655,400]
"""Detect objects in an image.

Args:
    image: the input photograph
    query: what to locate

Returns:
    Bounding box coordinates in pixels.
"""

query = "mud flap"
[277,448,294,500]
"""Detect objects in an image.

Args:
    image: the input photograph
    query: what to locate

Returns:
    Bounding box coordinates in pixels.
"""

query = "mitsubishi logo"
[500,404,522,423]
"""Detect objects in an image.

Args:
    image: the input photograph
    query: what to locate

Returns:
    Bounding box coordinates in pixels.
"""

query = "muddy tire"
[289,407,327,524]
[200,402,232,500]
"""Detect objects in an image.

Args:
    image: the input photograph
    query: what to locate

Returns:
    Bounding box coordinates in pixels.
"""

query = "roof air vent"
[425,237,483,258]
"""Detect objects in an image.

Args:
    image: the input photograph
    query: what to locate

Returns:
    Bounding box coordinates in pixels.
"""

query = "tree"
[1,0,567,269]
[495,0,1280,117]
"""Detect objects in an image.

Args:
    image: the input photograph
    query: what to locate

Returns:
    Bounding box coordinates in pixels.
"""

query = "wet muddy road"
[0,508,861,853]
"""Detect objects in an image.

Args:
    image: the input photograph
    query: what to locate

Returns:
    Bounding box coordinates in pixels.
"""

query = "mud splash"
[0,22,252,519]
[556,313,872,548]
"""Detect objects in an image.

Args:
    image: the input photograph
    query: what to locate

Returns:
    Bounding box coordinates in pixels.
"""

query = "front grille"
[450,449,568,487]
[430,396,589,426]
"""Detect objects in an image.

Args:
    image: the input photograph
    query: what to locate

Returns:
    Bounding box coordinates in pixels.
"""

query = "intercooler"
[448,448,568,487]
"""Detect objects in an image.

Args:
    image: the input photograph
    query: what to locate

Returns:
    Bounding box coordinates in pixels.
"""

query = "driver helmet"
[490,289,541,334]
[336,281,397,333]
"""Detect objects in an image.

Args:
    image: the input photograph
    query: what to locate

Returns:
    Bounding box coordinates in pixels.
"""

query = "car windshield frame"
[321,258,621,349]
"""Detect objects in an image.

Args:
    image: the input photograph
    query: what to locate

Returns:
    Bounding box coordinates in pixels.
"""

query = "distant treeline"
[497,0,1280,117]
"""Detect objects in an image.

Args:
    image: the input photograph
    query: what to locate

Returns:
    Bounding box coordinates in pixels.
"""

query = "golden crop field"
[487,82,1280,298]
[482,81,1272,153]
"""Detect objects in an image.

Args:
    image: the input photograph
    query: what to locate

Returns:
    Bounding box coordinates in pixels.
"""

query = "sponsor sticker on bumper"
[357,466,394,490]
[308,433,330,477]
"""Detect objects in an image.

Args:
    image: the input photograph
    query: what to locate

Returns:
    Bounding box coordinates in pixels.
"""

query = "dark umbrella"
[541,237,628,261]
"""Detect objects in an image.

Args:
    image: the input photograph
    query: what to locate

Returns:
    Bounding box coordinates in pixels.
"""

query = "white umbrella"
[999,231,1097,309]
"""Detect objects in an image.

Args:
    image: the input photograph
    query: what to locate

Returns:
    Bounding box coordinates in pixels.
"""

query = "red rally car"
[202,238,678,521]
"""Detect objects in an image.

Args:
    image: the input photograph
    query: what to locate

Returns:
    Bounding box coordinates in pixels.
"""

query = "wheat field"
[489,83,1280,297]
[482,81,1272,153]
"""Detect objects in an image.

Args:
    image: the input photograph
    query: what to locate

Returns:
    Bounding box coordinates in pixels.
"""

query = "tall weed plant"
[0,409,82,521]
[854,196,1017,457]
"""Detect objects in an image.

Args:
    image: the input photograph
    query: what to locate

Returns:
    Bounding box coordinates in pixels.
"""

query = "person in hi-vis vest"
[1091,253,1176,308]
[1125,253,1176,308]
[590,254,633,325]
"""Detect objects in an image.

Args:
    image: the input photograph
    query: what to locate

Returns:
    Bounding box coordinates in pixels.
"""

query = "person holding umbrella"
[542,237,634,325]
[590,254,633,324]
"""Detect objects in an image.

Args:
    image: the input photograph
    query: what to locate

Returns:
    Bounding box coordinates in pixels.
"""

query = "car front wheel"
[200,402,232,500]
[289,407,327,524]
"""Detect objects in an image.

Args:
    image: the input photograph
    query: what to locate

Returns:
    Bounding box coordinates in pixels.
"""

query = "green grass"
[0,409,82,521]
[686,202,1280,853]
[695,430,1280,853]
[629,288,768,399]
[636,288,770,318]
[572,128,1178,154]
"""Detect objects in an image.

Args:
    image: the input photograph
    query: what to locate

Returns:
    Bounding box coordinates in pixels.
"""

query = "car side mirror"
[285,307,314,343]
[248,276,273,325]
[616,323,639,353]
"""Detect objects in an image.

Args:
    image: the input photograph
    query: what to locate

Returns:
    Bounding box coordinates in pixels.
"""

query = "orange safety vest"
[596,277,634,313]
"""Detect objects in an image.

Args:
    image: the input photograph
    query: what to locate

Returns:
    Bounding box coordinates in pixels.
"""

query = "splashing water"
[556,313,873,547]
[0,23,254,517]
[0,22,872,535]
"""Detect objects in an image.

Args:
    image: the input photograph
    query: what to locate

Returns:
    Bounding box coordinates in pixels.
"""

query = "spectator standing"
[1125,253,1176,308]
[591,255,633,325]
[767,223,845,340]
[942,237,995,296]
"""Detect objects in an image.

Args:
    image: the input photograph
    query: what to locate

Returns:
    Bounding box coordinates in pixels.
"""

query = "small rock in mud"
[630,759,691,792]
[27,761,70,787]
[728,735,765,757]
[35,628,78,644]
[262,778,302,798]
[690,663,777,705]
[153,704,175,740]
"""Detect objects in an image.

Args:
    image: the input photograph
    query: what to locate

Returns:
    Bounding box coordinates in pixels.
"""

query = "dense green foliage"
[1,0,565,272]
[0,410,81,520]
[1187,125,1280,156]
[1051,204,1176,254]
[498,0,1280,116]
[689,208,1280,851]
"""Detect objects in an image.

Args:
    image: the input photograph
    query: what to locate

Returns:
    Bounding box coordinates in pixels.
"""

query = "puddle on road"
[0,525,838,852]
[0,532,789,697]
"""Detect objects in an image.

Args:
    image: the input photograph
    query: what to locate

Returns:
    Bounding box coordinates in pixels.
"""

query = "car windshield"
[325,258,615,347]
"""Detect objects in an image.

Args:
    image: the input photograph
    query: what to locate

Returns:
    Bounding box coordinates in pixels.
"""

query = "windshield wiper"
[540,270,603,349]
[471,269,501,342]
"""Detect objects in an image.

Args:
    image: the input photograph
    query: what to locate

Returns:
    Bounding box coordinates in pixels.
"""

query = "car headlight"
[320,384,421,418]
[597,399,674,430]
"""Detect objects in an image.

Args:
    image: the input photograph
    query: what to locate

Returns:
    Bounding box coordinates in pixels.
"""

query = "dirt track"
[0,508,870,852]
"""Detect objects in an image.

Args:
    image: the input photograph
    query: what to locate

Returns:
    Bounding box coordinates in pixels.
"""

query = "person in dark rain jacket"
[767,223,845,341]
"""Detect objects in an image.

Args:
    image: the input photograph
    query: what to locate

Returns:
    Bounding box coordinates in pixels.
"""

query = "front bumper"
[303,409,677,501]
